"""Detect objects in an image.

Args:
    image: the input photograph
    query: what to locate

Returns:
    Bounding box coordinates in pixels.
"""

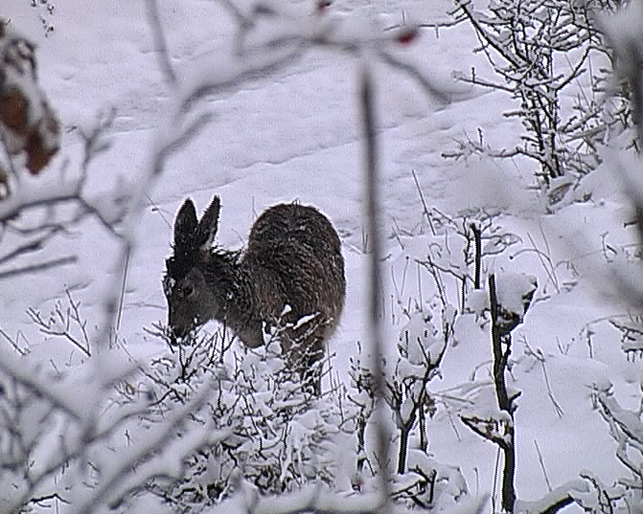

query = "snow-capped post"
[461,272,536,513]
[489,272,517,513]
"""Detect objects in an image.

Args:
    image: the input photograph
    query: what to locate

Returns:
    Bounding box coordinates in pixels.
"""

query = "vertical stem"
[501,436,516,513]
[472,223,482,290]
[115,247,130,334]
[419,398,428,452]
[145,0,178,88]
[488,273,516,513]
[628,37,643,251]
[397,426,409,474]
[360,61,391,509]
[629,41,643,154]
[356,413,366,472]
[489,274,511,411]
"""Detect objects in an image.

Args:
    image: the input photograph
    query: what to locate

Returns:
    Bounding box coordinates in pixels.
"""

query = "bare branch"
[360,59,391,510]
[26,289,91,357]
[0,255,76,280]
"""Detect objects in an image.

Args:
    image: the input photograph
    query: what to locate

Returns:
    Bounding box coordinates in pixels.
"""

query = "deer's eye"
[182,284,194,298]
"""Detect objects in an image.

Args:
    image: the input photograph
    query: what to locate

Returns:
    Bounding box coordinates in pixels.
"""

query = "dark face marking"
[164,264,223,342]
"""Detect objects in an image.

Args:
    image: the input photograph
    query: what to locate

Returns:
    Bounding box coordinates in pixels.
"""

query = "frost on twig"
[26,288,91,357]
[592,381,643,511]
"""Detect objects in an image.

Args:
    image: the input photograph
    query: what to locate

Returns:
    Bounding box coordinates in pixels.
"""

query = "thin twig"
[116,248,130,333]
[0,326,28,355]
[0,228,61,267]
[534,439,553,493]
[411,169,436,236]
[0,255,76,280]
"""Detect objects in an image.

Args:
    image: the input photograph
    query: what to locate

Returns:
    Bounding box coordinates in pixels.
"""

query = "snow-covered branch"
[449,0,626,186]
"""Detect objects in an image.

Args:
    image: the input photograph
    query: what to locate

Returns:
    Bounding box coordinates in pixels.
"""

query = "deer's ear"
[198,195,221,249]
[174,198,198,250]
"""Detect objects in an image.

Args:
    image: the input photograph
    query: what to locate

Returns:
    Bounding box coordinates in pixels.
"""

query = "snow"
[2,0,643,512]
[495,272,537,321]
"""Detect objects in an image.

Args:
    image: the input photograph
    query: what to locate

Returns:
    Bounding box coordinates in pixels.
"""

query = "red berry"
[316,0,331,14]
[397,27,419,46]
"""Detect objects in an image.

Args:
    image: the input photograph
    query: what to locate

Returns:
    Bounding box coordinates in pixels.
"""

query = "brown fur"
[163,196,346,392]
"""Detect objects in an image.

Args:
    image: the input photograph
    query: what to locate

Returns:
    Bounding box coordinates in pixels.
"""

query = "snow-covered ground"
[2,0,643,512]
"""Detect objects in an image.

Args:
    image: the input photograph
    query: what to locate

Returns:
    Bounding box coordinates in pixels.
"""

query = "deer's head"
[163,195,223,342]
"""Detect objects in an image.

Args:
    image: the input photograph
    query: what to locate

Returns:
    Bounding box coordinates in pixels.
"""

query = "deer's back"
[243,203,345,326]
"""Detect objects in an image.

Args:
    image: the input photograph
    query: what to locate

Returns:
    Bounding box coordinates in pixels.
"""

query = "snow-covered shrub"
[387,205,622,512]
[342,211,525,510]
[139,329,348,511]
[390,308,454,471]
[347,330,471,512]
[0,331,219,513]
[592,381,643,512]
[391,449,469,509]
[448,0,628,192]
[392,208,520,314]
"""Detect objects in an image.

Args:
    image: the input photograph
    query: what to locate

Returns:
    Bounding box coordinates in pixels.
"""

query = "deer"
[163,195,346,393]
